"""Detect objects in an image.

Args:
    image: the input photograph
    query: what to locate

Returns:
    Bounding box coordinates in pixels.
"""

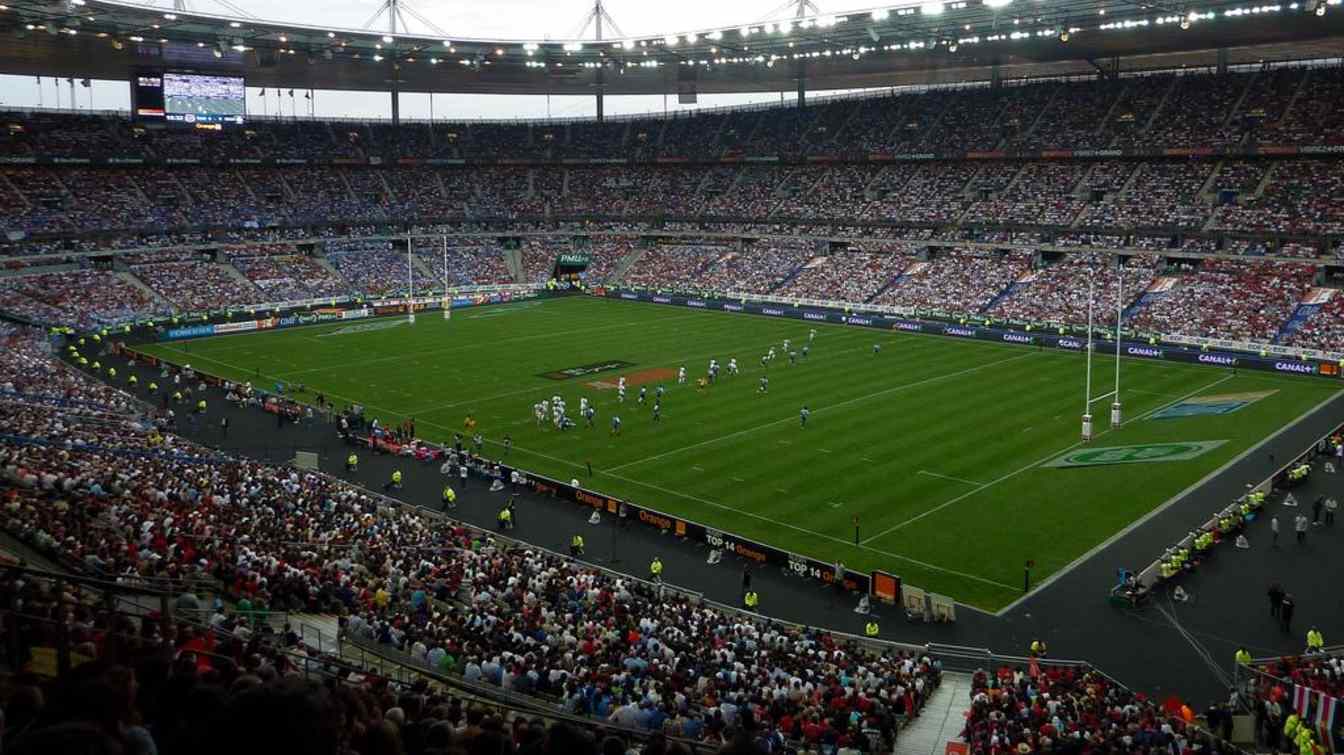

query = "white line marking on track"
[606,351,1036,473]
[861,373,1239,545]
[917,470,983,486]
[993,386,1344,617]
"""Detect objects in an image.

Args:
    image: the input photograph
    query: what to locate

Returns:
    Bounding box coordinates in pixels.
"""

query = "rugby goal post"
[442,236,452,320]
[1079,257,1127,442]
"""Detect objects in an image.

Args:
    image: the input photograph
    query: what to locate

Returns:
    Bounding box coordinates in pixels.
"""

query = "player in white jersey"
[580,397,589,416]
[541,399,550,417]
[618,377,626,392]
[534,403,545,427]
[759,376,769,394]
[768,347,776,361]
[638,386,647,405]
[728,358,738,375]
[618,386,626,403]
[677,366,687,384]
[809,328,817,342]
[783,339,790,353]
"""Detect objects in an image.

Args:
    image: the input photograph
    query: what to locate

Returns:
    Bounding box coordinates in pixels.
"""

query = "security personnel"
[128,374,138,388]
[346,453,358,473]
[172,390,183,403]
[570,534,585,556]
[196,399,207,414]
[148,381,158,394]
[92,360,101,372]
[383,469,402,492]
[1285,711,1301,742]
[865,621,880,638]
[106,366,116,379]
[1307,627,1325,653]
[497,505,513,530]
[743,590,759,611]
[649,556,663,582]
[1235,647,1253,666]
[441,485,456,510]
[1297,725,1315,755]
[1030,639,1048,657]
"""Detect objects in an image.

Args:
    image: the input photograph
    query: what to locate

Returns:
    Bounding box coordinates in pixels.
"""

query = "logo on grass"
[317,319,406,337]
[540,360,635,380]
[1045,440,1228,468]
[1150,391,1277,420]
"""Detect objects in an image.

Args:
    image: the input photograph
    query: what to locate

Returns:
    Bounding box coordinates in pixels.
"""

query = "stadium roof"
[0,0,1342,97]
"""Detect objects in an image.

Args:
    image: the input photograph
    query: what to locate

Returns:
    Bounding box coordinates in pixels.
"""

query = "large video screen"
[133,71,245,125]
[163,72,245,125]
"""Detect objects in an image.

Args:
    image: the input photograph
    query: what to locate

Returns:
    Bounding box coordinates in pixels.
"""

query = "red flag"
[1317,695,1337,752]
[1295,685,1314,718]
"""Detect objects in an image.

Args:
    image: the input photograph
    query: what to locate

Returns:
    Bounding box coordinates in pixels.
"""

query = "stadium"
[0,0,1343,751]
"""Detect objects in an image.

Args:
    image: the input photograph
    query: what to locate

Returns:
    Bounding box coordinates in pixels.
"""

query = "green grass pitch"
[140,296,1342,611]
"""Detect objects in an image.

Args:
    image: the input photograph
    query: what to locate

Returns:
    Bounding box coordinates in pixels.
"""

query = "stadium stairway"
[894,671,973,755]
[117,271,173,310]
[608,247,646,284]
[981,281,1025,314]
[213,261,262,292]
[504,247,525,283]
[769,260,811,292]
[1272,302,1323,344]
[311,255,345,282]
[410,252,436,283]
[289,613,343,655]
[1122,290,1166,322]
[867,271,911,303]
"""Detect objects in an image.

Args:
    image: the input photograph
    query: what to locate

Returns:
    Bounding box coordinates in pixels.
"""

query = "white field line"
[859,373,1238,545]
[271,311,711,378]
[991,386,1344,617]
[917,470,983,486]
[399,325,879,418]
[605,352,1036,473]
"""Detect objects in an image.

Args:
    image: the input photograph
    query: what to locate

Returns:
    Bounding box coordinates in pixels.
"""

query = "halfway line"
[860,373,1238,545]
[604,351,1037,473]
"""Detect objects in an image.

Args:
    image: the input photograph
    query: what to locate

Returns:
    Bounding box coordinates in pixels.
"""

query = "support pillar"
[796,60,806,110]
[596,68,605,122]
[1216,48,1229,75]
[991,64,1002,90]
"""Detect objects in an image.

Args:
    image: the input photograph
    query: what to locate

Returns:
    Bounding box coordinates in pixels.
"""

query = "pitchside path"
[99,341,1344,706]
[142,296,1341,610]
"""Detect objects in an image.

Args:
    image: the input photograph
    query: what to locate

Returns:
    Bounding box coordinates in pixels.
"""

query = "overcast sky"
[1,0,878,120]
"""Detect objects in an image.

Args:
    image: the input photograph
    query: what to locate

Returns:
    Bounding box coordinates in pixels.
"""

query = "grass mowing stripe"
[606,351,1037,473]
[272,310,715,378]
[859,372,1237,545]
[140,297,1341,610]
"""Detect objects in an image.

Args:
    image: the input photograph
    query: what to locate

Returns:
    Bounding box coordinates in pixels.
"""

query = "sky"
[0,0,882,120]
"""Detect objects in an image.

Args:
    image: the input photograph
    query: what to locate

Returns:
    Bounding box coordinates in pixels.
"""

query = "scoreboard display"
[133,70,245,126]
